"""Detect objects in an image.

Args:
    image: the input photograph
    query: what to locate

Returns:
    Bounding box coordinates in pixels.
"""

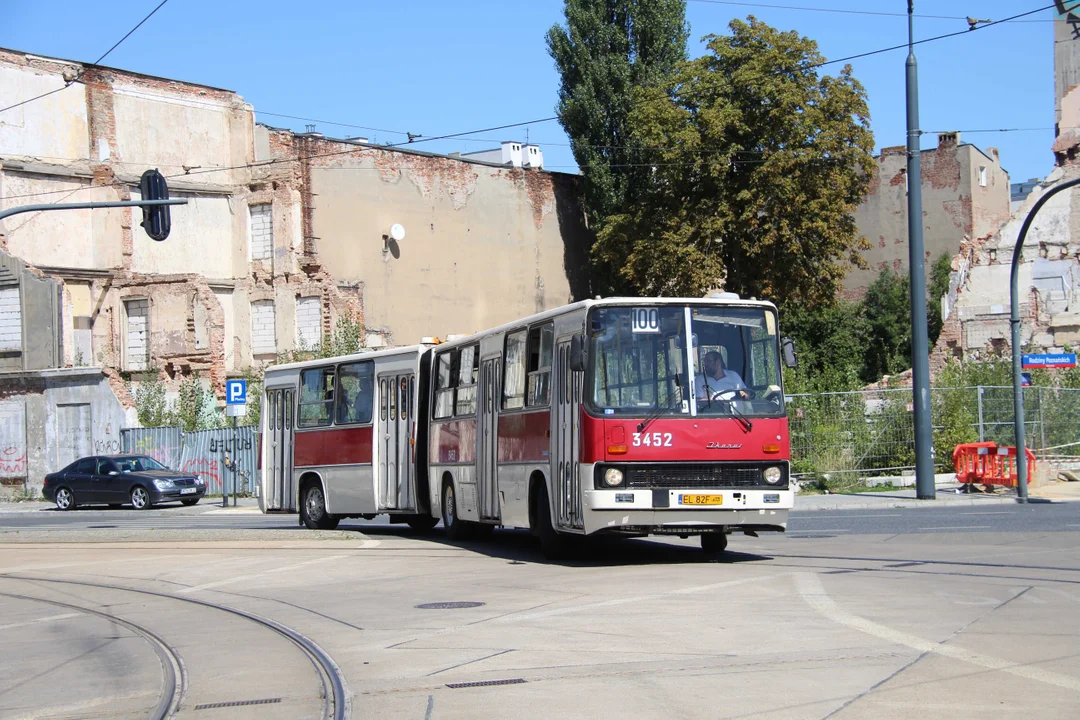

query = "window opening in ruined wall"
[296,296,322,350]
[979,167,988,188]
[124,298,149,371]
[0,287,21,353]
[251,300,276,356]
[249,204,274,262]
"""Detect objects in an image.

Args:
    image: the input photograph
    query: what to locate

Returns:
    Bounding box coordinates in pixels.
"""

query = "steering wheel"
[709,388,740,402]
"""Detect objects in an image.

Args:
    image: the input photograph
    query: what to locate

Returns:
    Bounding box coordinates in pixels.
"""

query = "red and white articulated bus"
[260,296,797,557]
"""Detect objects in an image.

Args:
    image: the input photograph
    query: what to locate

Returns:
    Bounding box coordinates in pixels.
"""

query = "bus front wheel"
[701,532,728,556]
[534,482,571,560]
[300,481,339,531]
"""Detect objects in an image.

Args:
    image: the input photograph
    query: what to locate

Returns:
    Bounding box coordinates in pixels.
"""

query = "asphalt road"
[2,502,1079,718]
[1,502,1077,535]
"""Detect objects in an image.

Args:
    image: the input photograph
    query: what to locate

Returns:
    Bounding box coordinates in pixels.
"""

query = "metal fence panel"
[178,427,258,496]
[120,427,183,469]
[788,385,1080,478]
[121,425,258,495]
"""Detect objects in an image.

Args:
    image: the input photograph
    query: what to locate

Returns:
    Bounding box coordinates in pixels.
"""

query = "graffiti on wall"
[122,426,257,495]
[0,402,27,480]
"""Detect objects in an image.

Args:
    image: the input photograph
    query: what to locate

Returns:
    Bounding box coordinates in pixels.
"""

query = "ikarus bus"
[259,295,798,558]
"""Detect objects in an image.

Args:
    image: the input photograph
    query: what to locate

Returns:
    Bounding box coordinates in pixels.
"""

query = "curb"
[794,495,1071,512]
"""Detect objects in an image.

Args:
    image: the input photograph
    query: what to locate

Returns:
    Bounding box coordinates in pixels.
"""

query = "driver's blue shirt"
[694,369,746,399]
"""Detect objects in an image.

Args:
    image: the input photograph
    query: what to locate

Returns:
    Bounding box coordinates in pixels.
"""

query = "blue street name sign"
[226,379,247,405]
[1021,353,1077,369]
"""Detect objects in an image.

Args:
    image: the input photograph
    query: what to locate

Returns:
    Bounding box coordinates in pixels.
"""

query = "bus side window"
[336,361,374,425]
[526,323,554,407]
[380,380,388,422]
[434,351,456,419]
[298,367,334,427]
[284,391,291,430]
[455,344,478,416]
[503,330,527,410]
[393,377,401,423]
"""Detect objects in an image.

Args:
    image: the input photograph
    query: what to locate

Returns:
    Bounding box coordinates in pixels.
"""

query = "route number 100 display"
[631,307,660,333]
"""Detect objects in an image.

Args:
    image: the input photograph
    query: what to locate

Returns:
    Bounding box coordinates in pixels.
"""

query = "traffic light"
[139,169,171,241]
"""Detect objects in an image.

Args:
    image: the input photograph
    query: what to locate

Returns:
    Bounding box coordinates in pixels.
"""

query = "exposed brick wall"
[249,203,273,262]
[250,300,276,355]
[295,295,322,349]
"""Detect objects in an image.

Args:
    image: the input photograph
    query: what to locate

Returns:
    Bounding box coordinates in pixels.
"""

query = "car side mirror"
[569,333,587,372]
[781,337,798,369]
[109,471,118,476]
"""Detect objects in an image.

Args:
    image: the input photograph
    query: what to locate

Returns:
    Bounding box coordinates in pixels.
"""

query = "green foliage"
[547,0,689,285]
[132,372,222,431]
[594,18,875,304]
[861,268,912,383]
[781,300,868,393]
[277,314,365,365]
[927,253,952,345]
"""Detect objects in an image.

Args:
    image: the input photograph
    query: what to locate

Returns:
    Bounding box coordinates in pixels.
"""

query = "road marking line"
[795,572,1080,693]
[793,514,904,519]
[919,526,992,530]
[962,512,1013,515]
[178,555,348,594]
[504,574,781,622]
[788,529,852,533]
[0,612,80,631]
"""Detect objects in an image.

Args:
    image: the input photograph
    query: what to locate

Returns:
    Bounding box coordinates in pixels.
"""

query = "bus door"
[379,374,415,511]
[477,357,500,520]
[554,340,583,529]
[265,388,295,511]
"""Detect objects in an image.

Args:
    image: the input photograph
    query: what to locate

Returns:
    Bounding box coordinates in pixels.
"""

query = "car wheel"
[181,499,200,507]
[300,482,339,530]
[441,480,472,541]
[701,532,729,557]
[54,487,74,512]
[535,482,571,560]
[406,515,439,533]
[130,486,152,511]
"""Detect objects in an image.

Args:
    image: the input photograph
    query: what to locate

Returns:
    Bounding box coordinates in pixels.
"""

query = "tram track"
[0,591,184,720]
[0,575,350,720]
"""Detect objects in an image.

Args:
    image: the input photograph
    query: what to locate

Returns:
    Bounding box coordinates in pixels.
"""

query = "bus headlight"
[603,468,625,487]
[763,466,782,485]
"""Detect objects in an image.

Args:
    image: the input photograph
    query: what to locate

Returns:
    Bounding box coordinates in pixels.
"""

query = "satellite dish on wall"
[389,223,406,242]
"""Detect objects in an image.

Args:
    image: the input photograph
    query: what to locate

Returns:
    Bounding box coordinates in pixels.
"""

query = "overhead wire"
[0,4,1056,202]
[0,0,171,115]
[686,0,1053,22]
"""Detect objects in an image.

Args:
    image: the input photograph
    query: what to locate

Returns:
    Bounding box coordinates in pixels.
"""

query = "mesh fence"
[787,386,1080,478]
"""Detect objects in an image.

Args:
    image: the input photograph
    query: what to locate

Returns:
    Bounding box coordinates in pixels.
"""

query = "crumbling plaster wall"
[0,50,361,404]
[283,132,584,345]
[846,136,1010,297]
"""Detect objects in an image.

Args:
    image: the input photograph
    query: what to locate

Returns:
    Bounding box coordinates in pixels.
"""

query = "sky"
[0,1,1062,184]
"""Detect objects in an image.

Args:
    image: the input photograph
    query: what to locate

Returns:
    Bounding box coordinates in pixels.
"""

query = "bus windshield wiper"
[637,375,683,434]
[728,400,753,433]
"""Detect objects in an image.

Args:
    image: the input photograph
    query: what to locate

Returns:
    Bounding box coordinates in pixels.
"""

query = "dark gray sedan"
[42,455,207,510]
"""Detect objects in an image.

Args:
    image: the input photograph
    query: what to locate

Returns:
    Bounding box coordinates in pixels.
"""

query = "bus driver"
[695,350,749,401]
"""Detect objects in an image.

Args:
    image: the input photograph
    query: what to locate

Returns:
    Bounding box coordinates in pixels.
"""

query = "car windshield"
[586,304,784,418]
[115,456,168,472]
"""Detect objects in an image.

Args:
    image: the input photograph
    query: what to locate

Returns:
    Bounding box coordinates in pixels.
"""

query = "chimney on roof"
[938,131,960,149]
[501,141,524,167]
[521,143,544,169]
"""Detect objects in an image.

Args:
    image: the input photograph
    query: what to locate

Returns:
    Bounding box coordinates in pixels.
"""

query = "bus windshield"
[586,305,784,418]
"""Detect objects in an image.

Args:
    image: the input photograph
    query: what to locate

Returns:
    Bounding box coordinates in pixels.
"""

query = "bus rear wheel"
[442,481,472,541]
[301,481,339,530]
[406,515,439,533]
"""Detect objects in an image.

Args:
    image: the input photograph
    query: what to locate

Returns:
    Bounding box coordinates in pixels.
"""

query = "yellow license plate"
[679,494,723,506]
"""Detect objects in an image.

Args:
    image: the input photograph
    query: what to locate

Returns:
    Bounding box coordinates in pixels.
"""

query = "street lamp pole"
[906,1,936,499]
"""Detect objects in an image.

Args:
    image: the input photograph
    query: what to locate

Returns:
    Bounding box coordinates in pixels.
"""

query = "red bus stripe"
[498,410,550,463]
[294,426,373,467]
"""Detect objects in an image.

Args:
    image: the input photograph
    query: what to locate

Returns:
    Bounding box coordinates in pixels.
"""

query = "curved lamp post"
[1010,176,1080,502]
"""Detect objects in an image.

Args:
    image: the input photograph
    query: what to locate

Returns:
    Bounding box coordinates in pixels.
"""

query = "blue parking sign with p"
[226,379,247,405]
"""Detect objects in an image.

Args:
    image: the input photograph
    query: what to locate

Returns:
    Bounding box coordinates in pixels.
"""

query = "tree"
[862,268,912,382]
[782,299,868,393]
[547,0,689,294]
[594,18,874,304]
[927,252,952,345]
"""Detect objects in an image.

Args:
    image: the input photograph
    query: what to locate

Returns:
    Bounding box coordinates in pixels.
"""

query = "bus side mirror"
[570,333,587,372]
[781,337,798,368]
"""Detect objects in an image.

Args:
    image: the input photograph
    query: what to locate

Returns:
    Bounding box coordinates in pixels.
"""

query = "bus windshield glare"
[587,305,785,418]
